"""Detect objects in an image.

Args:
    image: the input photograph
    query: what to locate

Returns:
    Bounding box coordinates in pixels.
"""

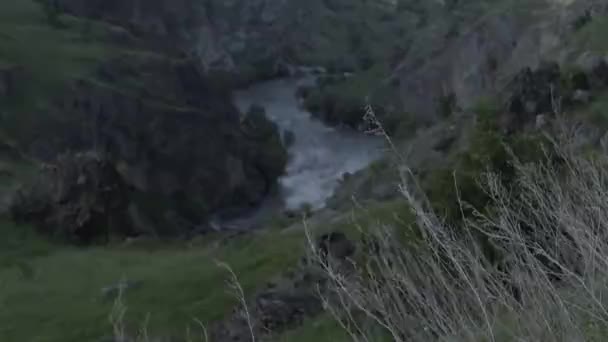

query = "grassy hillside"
[0,226,301,341]
[0,196,415,341]
[0,0,124,165]
[0,1,297,340]
[292,0,415,70]
[0,0,111,111]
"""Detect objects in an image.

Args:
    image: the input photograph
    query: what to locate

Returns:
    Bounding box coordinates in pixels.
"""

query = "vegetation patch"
[0,197,418,342]
[0,227,308,341]
[572,14,608,53]
[423,98,549,227]
[302,64,395,129]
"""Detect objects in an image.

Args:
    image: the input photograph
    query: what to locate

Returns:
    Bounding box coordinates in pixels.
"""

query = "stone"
[503,62,563,132]
[575,52,605,75]
[316,231,355,261]
[10,152,133,243]
[572,89,591,104]
[10,153,133,243]
[209,265,325,341]
[433,134,457,152]
[256,290,319,331]
[575,52,608,87]
[535,114,548,130]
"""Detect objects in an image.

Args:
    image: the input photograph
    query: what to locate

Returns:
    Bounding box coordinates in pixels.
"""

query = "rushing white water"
[234,77,384,211]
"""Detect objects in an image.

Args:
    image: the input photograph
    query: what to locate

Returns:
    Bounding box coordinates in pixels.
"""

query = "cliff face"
[54,0,294,81]
[37,58,286,236]
[53,0,418,84]
[378,0,608,124]
[2,0,288,239]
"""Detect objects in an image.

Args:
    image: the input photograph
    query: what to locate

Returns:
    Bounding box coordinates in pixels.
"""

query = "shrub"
[302,87,367,128]
[423,99,503,224]
[424,98,550,226]
[303,64,392,129]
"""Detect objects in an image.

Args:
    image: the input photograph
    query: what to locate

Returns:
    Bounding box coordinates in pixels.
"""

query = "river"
[234,77,384,212]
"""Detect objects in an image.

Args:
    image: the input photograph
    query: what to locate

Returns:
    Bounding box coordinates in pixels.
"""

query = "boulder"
[572,89,591,104]
[209,264,325,341]
[255,289,322,332]
[373,0,608,126]
[535,114,549,130]
[500,54,608,134]
[10,152,132,243]
[432,134,457,152]
[316,231,356,262]
[501,62,563,133]
[574,52,608,88]
[575,52,605,76]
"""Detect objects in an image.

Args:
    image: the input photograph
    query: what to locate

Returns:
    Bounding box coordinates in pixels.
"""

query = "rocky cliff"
[54,0,418,85]
[2,0,287,240]
[53,0,299,83]
[377,0,608,124]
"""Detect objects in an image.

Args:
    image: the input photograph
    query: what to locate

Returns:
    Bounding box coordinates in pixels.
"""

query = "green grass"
[0,0,120,152]
[0,219,53,265]
[324,198,418,254]
[0,195,419,342]
[291,0,416,69]
[0,229,307,342]
[0,0,111,110]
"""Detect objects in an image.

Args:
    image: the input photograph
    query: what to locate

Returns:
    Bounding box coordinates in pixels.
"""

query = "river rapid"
[234,77,383,213]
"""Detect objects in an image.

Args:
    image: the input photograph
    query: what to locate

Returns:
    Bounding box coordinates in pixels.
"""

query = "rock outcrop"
[498,54,608,134]
[10,152,132,243]
[210,232,356,341]
[4,4,289,238]
[10,55,287,237]
[52,0,297,82]
[376,0,608,125]
[51,0,425,85]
